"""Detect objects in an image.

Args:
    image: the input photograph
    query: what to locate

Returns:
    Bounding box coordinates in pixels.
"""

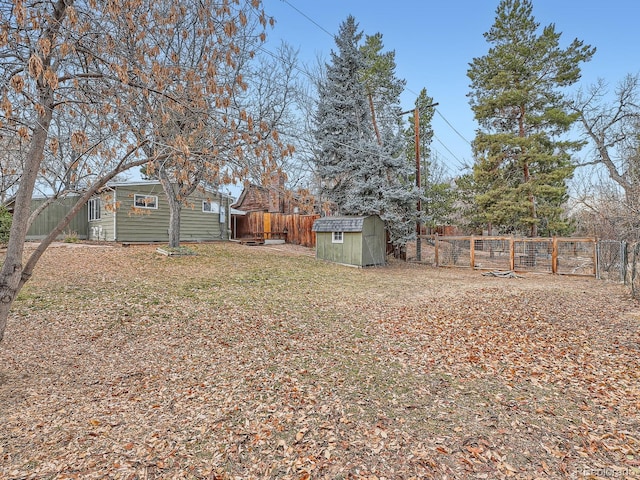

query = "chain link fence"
[596,240,627,282]
[596,240,640,299]
[625,242,640,299]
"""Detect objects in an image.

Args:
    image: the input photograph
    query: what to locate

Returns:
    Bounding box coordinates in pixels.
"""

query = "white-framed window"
[332,231,344,243]
[88,197,101,221]
[202,200,219,213]
[134,194,158,209]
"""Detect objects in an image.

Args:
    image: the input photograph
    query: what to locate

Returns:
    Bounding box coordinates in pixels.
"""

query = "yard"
[0,242,639,479]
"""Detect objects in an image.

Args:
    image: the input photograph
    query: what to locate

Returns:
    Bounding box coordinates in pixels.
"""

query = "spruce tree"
[467,0,595,236]
[314,15,373,211]
[314,16,417,246]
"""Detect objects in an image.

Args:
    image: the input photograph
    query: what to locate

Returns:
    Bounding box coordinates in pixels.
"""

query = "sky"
[260,0,640,179]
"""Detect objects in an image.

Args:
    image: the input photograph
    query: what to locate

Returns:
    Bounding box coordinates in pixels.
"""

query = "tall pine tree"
[467,0,595,236]
[314,16,416,246]
[360,33,406,146]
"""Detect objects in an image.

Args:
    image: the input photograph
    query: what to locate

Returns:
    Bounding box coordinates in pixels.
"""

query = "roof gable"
[106,180,233,199]
[312,216,367,232]
[230,183,269,211]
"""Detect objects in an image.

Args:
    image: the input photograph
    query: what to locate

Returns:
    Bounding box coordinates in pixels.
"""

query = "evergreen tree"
[423,156,457,230]
[314,16,371,210]
[404,88,435,171]
[360,33,406,146]
[467,0,594,236]
[314,16,417,246]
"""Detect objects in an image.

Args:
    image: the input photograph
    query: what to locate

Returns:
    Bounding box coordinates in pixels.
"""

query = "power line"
[279,0,334,38]
[403,85,472,160]
[428,148,456,177]
[272,1,472,174]
[435,109,472,145]
[433,134,469,170]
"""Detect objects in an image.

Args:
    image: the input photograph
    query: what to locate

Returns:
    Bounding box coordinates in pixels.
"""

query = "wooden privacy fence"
[433,236,597,276]
[234,212,319,247]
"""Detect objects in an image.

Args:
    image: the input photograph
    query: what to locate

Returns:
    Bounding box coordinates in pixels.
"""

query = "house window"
[88,197,101,221]
[134,194,158,209]
[202,200,219,213]
[332,231,344,243]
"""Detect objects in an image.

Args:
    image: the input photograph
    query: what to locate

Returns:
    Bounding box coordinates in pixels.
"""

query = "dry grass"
[1,242,639,479]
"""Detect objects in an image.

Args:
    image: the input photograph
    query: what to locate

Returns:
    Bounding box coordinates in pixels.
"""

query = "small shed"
[312,215,386,267]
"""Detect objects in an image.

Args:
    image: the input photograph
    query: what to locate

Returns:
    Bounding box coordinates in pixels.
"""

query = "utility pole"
[401,102,438,262]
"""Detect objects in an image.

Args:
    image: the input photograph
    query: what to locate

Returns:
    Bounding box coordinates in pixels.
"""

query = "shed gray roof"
[312,216,366,232]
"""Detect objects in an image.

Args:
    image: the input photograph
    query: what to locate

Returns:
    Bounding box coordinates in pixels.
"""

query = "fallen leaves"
[0,242,639,479]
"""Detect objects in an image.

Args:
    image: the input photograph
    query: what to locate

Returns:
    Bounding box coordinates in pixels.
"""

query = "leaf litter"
[1,242,639,479]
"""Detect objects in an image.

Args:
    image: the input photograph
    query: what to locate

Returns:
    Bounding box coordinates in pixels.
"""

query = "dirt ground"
[1,241,639,479]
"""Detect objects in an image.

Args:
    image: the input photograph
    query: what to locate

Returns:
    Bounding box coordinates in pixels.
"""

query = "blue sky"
[261,0,640,179]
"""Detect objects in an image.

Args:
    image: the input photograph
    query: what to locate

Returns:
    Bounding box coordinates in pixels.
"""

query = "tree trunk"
[0,105,54,342]
[157,168,183,248]
[0,0,73,342]
[168,202,182,248]
[367,92,382,146]
[519,108,538,237]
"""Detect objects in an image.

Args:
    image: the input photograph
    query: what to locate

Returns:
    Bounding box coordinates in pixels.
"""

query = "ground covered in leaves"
[1,242,639,479]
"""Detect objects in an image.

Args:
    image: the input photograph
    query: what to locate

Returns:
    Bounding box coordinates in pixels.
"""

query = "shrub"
[63,231,79,243]
[0,206,11,244]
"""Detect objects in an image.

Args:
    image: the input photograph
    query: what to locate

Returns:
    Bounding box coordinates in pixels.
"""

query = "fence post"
[552,236,558,274]
[470,235,475,269]
[622,241,628,284]
[595,240,600,280]
[435,234,439,267]
[632,244,638,298]
[592,238,597,277]
[510,236,515,271]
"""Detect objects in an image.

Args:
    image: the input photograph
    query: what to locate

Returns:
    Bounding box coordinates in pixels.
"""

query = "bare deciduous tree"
[121,0,286,248]
[570,73,640,240]
[0,0,276,342]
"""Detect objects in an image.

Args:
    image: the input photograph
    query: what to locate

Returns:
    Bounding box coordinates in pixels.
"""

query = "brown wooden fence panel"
[234,212,318,247]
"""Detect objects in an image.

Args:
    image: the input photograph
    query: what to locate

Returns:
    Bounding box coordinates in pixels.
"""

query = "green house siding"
[89,182,230,242]
[312,215,386,267]
[27,196,88,240]
[89,204,114,241]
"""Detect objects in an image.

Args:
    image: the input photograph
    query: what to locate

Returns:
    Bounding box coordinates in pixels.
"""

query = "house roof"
[230,183,268,210]
[104,180,235,199]
[312,216,367,233]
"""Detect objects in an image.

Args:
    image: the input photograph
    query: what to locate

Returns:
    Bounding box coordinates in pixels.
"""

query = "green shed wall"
[26,196,88,240]
[316,231,363,266]
[315,215,386,267]
[361,216,386,266]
